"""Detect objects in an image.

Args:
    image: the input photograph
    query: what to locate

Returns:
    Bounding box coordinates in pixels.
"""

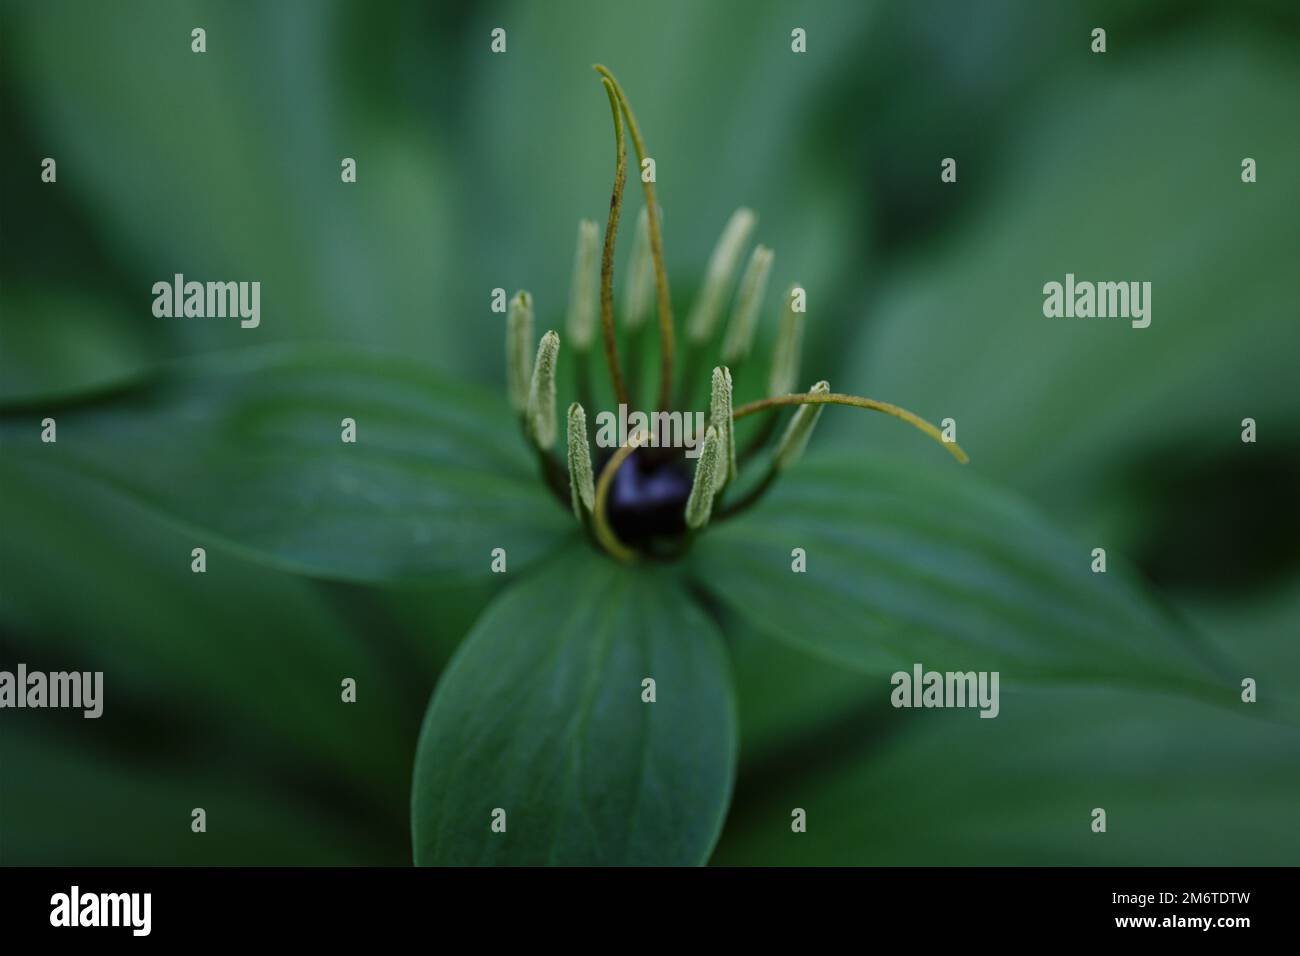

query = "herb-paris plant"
[0,66,1233,867]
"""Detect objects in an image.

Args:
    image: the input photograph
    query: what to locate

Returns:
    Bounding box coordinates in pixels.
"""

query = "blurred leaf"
[0,730,390,865]
[833,37,1300,530]
[0,345,574,585]
[3,0,458,360]
[411,546,736,865]
[0,284,157,406]
[0,456,416,815]
[694,453,1231,699]
[458,0,876,380]
[1180,580,1300,697]
[713,686,1300,865]
[727,621,878,769]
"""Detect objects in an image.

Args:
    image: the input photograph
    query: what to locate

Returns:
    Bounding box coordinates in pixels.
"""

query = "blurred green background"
[2,0,1297,864]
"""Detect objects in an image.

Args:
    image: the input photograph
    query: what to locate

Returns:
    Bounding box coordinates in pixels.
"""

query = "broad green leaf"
[830,38,1300,533]
[0,731,391,865]
[0,455,415,816]
[1178,582,1300,712]
[712,686,1300,865]
[0,285,158,407]
[3,0,460,363]
[411,545,736,865]
[727,621,879,769]
[0,345,573,585]
[462,1,876,382]
[693,453,1232,699]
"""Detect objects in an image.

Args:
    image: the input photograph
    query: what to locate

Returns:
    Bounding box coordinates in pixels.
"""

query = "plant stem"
[716,391,970,520]
[591,429,649,563]
[733,391,969,463]
[595,65,674,412]
[597,78,629,408]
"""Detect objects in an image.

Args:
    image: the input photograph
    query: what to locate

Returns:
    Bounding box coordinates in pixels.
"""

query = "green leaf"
[411,545,736,865]
[0,284,158,407]
[0,345,573,585]
[693,453,1231,698]
[466,3,876,382]
[0,455,415,817]
[831,39,1300,525]
[712,687,1300,865]
[0,732,389,865]
[3,1,462,364]
[727,624,878,770]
